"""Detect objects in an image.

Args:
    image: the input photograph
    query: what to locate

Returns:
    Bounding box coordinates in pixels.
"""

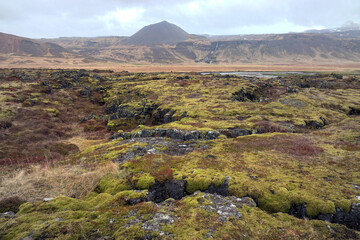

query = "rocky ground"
[0,69,360,239]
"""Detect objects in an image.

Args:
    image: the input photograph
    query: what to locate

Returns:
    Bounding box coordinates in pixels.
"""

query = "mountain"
[2,21,360,66]
[40,31,360,64]
[0,32,66,57]
[123,21,188,46]
[39,36,128,48]
[339,21,360,31]
[195,33,360,63]
[305,21,360,34]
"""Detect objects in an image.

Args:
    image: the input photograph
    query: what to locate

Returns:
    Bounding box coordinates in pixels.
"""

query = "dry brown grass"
[66,136,106,151]
[0,162,118,203]
[1,54,360,72]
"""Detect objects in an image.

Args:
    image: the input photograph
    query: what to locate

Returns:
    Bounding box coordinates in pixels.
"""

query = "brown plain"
[1,55,360,72]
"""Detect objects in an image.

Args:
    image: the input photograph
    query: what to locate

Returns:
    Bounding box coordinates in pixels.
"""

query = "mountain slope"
[198,33,360,63]
[0,32,66,57]
[123,21,188,46]
[3,24,360,66]
[39,31,360,64]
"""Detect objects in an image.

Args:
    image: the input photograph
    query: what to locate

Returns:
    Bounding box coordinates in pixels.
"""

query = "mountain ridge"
[2,21,360,66]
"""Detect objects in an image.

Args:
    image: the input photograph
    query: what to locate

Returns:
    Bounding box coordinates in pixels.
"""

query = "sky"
[1,0,360,38]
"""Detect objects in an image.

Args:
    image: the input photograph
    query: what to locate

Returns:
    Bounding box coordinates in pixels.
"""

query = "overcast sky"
[1,0,360,38]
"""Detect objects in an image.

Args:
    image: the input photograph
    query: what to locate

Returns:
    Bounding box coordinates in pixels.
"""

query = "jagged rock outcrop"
[219,128,252,138]
[124,176,230,205]
[147,180,186,203]
[231,87,260,102]
[111,128,255,141]
[123,192,256,238]
[349,106,360,115]
[305,117,327,129]
[106,101,185,126]
[289,203,360,231]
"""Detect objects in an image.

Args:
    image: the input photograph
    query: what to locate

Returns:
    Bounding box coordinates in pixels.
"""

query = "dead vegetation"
[0,162,118,203]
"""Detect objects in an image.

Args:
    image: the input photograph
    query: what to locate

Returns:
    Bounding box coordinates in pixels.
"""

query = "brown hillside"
[3,24,360,67]
[39,31,360,65]
[0,32,66,57]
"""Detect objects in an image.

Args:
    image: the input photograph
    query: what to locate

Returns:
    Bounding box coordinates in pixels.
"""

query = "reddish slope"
[0,32,66,57]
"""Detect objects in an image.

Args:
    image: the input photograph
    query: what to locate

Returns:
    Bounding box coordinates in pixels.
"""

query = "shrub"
[230,134,324,158]
[0,121,12,129]
[152,168,174,183]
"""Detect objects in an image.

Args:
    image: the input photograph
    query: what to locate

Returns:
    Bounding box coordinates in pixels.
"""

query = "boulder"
[148,179,186,203]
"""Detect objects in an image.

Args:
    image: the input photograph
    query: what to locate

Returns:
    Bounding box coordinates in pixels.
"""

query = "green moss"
[114,225,147,240]
[30,93,41,98]
[163,194,216,239]
[40,196,87,211]
[86,193,114,209]
[0,211,53,240]
[288,191,337,217]
[306,199,336,218]
[227,175,267,200]
[154,145,167,151]
[96,175,131,195]
[235,207,342,239]
[74,139,135,163]
[0,108,16,121]
[107,119,130,130]
[100,149,126,161]
[19,195,114,213]
[335,199,352,213]
[17,202,35,214]
[258,187,291,213]
[114,190,148,200]
[134,173,155,190]
[80,139,121,155]
[186,176,212,194]
[44,108,60,117]
[181,192,212,208]
[2,70,360,239]
[185,170,225,194]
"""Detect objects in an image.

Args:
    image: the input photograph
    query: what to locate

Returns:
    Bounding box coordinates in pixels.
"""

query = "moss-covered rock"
[95,175,131,195]
[134,173,156,190]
